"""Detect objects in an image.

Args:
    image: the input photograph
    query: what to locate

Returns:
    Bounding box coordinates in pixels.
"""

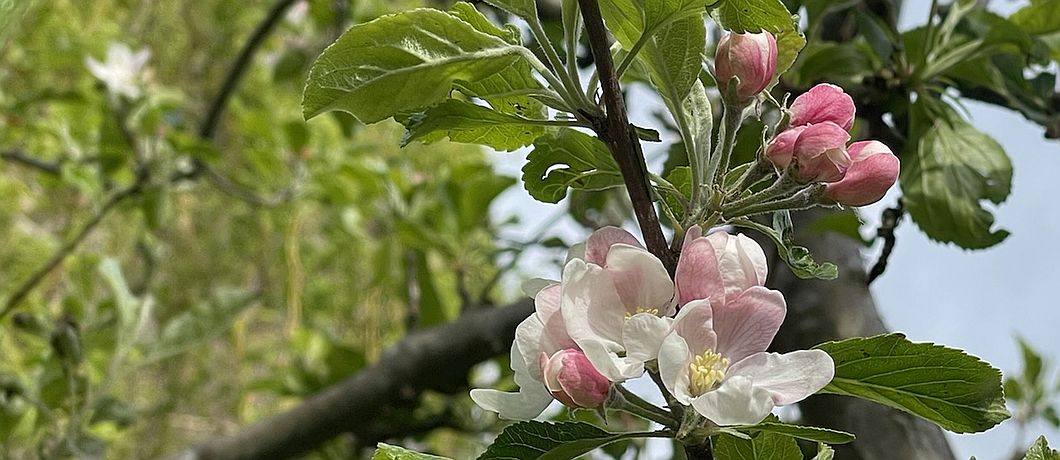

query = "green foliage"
[735,421,855,444]
[399,100,546,151]
[902,100,1013,249]
[373,443,451,460]
[521,129,624,203]
[477,421,666,460]
[1024,436,1060,460]
[815,334,1010,433]
[713,427,802,460]
[302,8,532,123]
[732,218,838,280]
[1006,338,1060,434]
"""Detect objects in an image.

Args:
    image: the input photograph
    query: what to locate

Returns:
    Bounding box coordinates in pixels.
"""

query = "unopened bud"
[824,140,899,206]
[540,348,611,409]
[789,83,856,130]
[715,31,777,102]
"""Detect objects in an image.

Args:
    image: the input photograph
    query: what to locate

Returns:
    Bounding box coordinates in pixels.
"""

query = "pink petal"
[554,349,612,408]
[789,83,856,130]
[585,226,641,266]
[727,350,835,405]
[675,236,725,305]
[765,126,806,168]
[824,140,900,206]
[712,287,786,363]
[707,232,769,299]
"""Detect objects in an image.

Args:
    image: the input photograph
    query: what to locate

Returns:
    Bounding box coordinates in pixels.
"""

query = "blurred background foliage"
[0,0,565,457]
[2,0,1059,459]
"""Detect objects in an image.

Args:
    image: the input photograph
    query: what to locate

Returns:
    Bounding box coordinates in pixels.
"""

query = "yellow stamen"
[624,307,660,320]
[688,350,730,396]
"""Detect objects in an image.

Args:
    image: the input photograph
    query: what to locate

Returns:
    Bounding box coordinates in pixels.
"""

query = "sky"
[486,2,1060,459]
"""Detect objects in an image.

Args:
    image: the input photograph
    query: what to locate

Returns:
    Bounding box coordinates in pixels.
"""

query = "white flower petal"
[727,350,835,405]
[605,244,674,312]
[521,278,557,298]
[514,315,549,382]
[561,258,624,349]
[622,313,672,362]
[658,331,695,404]
[690,375,774,426]
[471,340,555,420]
[577,337,644,382]
[535,284,576,350]
[585,226,641,265]
[670,299,717,356]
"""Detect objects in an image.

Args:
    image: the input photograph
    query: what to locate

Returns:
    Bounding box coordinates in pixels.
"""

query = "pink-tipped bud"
[765,125,807,169]
[715,31,777,101]
[791,122,851,183]
[789,83,856,130]
[540,349,611,409]
[824,140,900,206]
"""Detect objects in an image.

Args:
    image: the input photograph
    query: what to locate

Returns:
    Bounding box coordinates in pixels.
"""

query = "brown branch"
[576,0,676,274]
[170,298,533,460]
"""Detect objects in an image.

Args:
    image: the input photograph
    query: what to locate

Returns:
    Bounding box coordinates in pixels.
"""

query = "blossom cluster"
[471,227,834,427]
[716,32,900,207]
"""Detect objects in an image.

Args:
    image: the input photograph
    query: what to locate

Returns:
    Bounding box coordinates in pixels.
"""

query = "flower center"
[623,307,660,320]
[688,350,730,396]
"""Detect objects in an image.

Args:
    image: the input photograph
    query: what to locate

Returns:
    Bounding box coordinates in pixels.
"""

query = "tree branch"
[576,0,676,274]
[1,149,62,176]
[0,180,145,320]
[171,299,534,460]
[198,0,299,140]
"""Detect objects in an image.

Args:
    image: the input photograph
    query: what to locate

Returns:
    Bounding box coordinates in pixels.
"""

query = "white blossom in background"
[85,42,151,99]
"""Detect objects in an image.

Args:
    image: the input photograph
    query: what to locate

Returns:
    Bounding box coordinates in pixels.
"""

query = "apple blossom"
[675,227,768,307]
[715,32,777,102]
[560,227,676,381]
[789,83,856,130]
[824,140,900,206]
[470,284,612,419]
[767,122,851,183]
[658,298,834,426]
[85,42,151,99]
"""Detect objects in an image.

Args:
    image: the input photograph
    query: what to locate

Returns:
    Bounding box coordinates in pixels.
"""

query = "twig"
[0,181,144,320]
[577,0,675,274]
[198,0,299,140]
[1,149,62,176]
[867,200,903,284]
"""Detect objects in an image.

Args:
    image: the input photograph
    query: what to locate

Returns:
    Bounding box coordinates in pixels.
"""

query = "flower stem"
[612,385,679,428]
[705,100,747,194]
[725,184,826,218]
[723,169,798,214]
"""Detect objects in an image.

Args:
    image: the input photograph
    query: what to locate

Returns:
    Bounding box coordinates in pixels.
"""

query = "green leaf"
[662,165,692,218]
[477,421,668,460]
[302,9,532,123]
[481,0,538,20]
[901,101,1012,249]
[1018,336,1045,386]
[713,429,802,460]
[521,129,624,203]
[399,100,545,151]
[372,443,450,460]
[710,0,804,86]
[1023,436,1060,460]
[736,422,855,444]
[732,218,838,280]
[811,443,835,460]
[814,333,1010,433]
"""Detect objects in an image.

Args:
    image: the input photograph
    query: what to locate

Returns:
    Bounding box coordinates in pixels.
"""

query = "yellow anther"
[623,307,660,320]
[688,350,730,396]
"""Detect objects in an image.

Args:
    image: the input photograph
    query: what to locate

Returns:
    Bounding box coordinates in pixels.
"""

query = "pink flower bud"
[540,348,611,409]
[791,122,851,183]
[789,83,856,130]
[715,31,777,101]
[765,125,807,169]
[824,140,900,206]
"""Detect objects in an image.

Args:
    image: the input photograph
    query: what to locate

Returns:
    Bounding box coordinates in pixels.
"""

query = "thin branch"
[170,299,535,460]
[576,0,676,274]
[198,0,299,140]
[1,149,62,176]
[867,200,903,284]
[0,181,144,320]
